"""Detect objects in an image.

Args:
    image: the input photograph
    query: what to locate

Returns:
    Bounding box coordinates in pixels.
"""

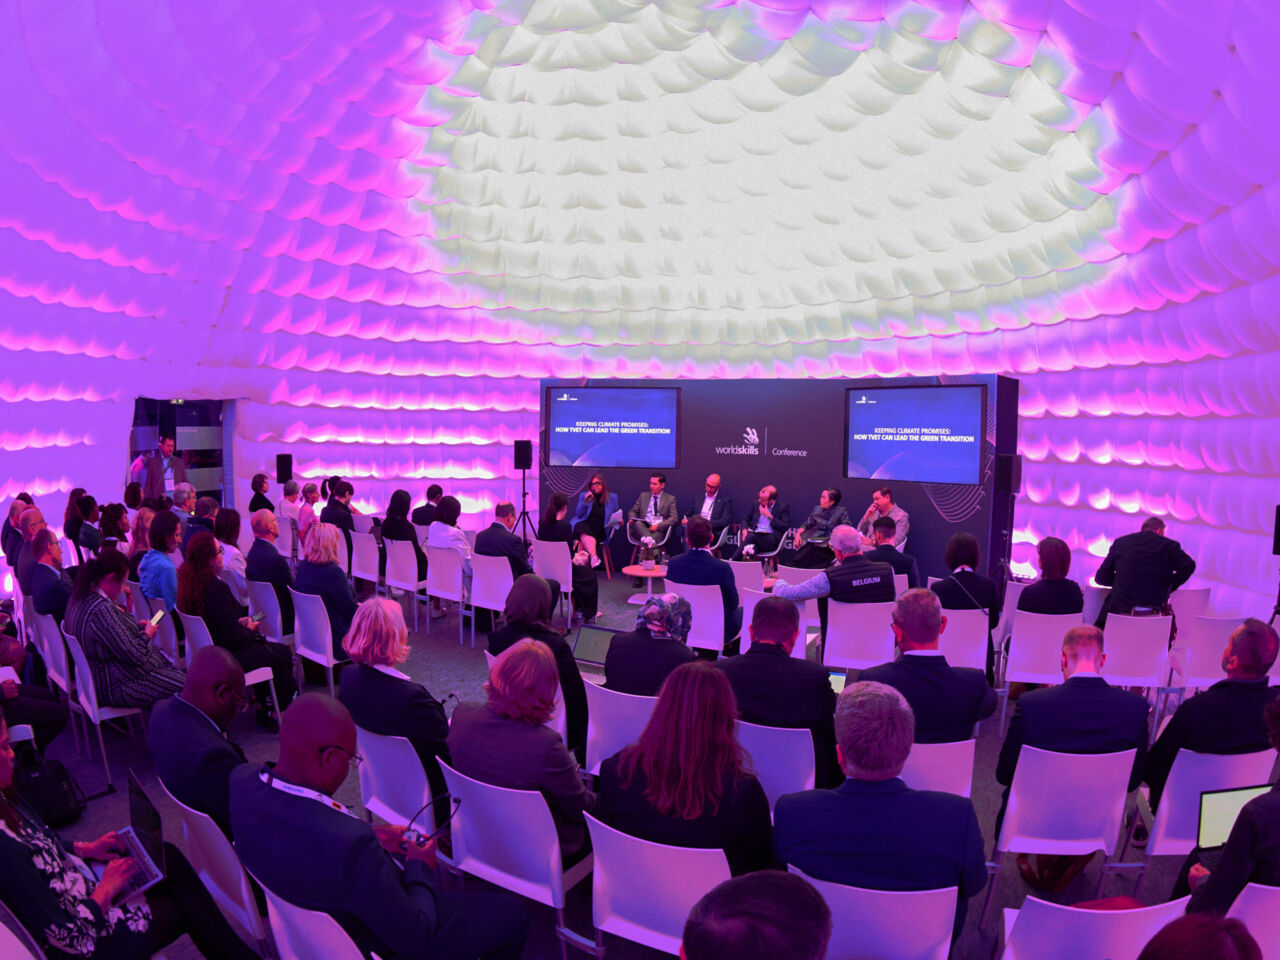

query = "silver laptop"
[114,771,166,900]
[1197,783,1271,871]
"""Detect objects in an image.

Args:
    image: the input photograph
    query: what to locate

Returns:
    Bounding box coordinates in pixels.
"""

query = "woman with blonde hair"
[297,482,320,544]
[127,507,155,580]
[293,521,356,660]
[338,597,450,823]
[448,639,596,856]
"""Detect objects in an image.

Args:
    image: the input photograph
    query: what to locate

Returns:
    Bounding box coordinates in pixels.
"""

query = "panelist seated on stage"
[683,474,732,543]
[627,472,678,545]
[856,486,909,549]
[863,516,920,589]
[665,516,741,649]
[570,472,620,567]
[790,488,851,569]
[732,485,791,561]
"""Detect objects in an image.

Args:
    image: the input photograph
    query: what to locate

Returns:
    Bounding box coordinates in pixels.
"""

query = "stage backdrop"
[540,376,1019,583]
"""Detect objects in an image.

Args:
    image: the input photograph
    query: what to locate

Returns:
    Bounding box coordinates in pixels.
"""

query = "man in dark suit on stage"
[474,502,533,580]
[604,594,696,696]
[1093,516,1196,627]
[411,484,442,527]
[246,509,294,634]
[774,681,987,942]
[861,589,996,743]
[665,516,741,650]
[732,485,790,560]
[683,474,733,548]
[627,473,679,545]
[1145,618,1280,810]
[31,528,73,625]
[716,596,842,789]
[230,694,530,960]
[149,647,248,834]
[863,516,921,589]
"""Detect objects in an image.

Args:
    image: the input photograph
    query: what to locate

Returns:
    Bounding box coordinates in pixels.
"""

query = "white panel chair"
[583,682,657,776]
[425,546,472,647]
[1081,584,1111,627]
[63,633,142,792]
[530,538,573,617]
[159,782,268,955]
[0,898,43,959]
[246,579,294,648]
[33,612,81,751]
[351,513,375,534]
[484,650,568,742]
[1101,614,1172,688]
[1228,883,1280,960]
[822,600,896,670]
[893,572,908,597]
[585,812,731,956]
[999,611,1083,728]
[438,759,594,956]
[124,580,148,619]
[937,608,989,672]
[241,864,369,960]
[288,588,341,694]
[741,590,807,661]
[355,726,438,834]
[179,609,281,712]
[348,531,381,591]
[982,747,1137,924]
[679,581,729,656]
[737,721,815,816]
[727,559,763,597]
[792,868,957,960]
[1181,615,1239,690]
[146,597,181,665]
[991,579,1028,676]
[1171,585,1211,625]
[383,540,429,630]
[776,564,821,634]
[1000,894,1190,960]
[899,739,977,798]
[471,554,515,637]
[335,529,351,578]
[275,515,296,567]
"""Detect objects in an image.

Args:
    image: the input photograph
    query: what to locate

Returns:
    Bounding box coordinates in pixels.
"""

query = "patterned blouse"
[62,592,184,709]
[800,503,852,541]
[0,798,150,957]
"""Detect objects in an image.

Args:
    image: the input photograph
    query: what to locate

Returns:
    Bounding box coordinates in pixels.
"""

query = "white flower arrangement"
[742,543,755,557]
[641,536,655,547]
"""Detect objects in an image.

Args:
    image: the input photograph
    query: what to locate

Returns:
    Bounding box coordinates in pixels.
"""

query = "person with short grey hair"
[775,680,988,944]
[772,524,895,635]
[171,482,196,520]
[279,478,301,526]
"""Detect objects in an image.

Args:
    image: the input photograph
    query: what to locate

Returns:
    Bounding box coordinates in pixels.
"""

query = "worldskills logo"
[715,425,760,456]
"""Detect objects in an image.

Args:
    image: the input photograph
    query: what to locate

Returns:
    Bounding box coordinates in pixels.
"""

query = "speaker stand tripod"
[515,465,536,547]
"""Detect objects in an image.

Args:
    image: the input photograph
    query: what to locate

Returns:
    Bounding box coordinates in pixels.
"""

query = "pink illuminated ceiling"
[1,0,1278,615]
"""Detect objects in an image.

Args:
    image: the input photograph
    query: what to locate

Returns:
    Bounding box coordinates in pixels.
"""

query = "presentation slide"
[547,387,679,468]
[846,386,983,484]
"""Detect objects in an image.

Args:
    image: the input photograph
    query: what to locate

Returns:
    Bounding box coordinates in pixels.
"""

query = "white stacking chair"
[1000,894,1190,960]
[893,572,908,597]
[275,514,296,567]
[991,579,1028,676]
[0,897,44,960]
[288,588,341,694]
[146,597,181,665]
[680,581,730,656]
[351,513,375,535]
[348,531,382,591]
[822,600,896,670]
[937,608,989,672]
[727,559,763,597]
[999,611,1083,728]
[1081,584,1111,627]
[438,759,594,956]
[737,721,815,817]
[426,546,472,647]
[471,554,515,636]
[982,747,1137,923]
[178,610,281,713]
[1102,614,1172,688]
[159,782,268,955]
[585,812,730,956]
[582,682,657,775]
[383,540,429,630]
[124,580,148,619]
[63,633,142,793]
[1181,615,1239,690]
[899,739,977,798]
[484,650,568,742]
[33,612,81,751]
[792,868,957,960]
[246,580,294,648]
[1228,883,1280,960]
[1171,585,1211,625]
[336,530,351,578]
[776,564,821,634]
[530,538,573,617]
[241,864,369,960]
[356,726,438,834]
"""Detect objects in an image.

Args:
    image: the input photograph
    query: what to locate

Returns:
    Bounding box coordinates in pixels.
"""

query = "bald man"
[245,508,294,633]
[684,473,733,544]
[148,647,248,833]
[230,695,530,960]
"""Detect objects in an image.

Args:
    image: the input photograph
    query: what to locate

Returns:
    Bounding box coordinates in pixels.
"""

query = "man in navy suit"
[774,681,987,942]
[245,509,294,634]
[230,694,530,960]
[149,647,248,833]
[665,516,741,649]
[30,528,73,624]
[474,502,533,580]
[863,516,921,589]
[861,589,996,743]
[732,485,790,560]
[411,484,442,527]
[683,474,733,547]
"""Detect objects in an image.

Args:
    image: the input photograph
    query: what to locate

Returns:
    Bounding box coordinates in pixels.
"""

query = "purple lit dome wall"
[2,0,1278,614]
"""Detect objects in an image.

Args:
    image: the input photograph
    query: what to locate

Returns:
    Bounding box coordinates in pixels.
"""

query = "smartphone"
[249,611,266,624]
[149,608,167,627]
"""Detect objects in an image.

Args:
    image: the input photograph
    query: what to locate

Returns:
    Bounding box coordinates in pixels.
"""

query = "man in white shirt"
[278,479,301,524]
[684,473,733,547]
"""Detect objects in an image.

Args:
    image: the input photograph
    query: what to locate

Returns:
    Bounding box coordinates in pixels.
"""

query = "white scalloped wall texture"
[1,0,1277,614]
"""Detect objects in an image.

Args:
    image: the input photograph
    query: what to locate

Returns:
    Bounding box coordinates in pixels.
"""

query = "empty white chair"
[470,554,515,639]
[792,868,957,960]
[147,597,181,664]
[1228,883,1280,960]
[679,581,730,656]
[425,546,472,647]
[1171,586,1211,626]
[1181,615,1240,689]
[583,682,658,776]
[33,612,81,751]
[242,864,368,960]
[383,539,429,629]
[899,739,977,798]
[1000,894,1190,960]
[288,588,341,694]
[737,721,815,816]
[275,513,296,566]
[990,579,1028,675]
[356,726,438,834]
[585,812,731,956]
[822,600,896,670]
[438,759,594,952]
[937,608,989,672]
[125,580,148,619]
[530,539,573,616]
[63,633,142,792]
[893,572,908,597]
[1101,614,1172,688]
[727,559,763,597]
[348,531,381,590]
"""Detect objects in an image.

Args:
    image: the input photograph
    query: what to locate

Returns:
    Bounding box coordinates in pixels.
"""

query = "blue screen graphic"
[846,386,983,484]
[547,388,679,468]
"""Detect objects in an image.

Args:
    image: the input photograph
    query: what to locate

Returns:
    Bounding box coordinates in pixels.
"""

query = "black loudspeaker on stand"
[276,453,293,484]
[513,441,536,546]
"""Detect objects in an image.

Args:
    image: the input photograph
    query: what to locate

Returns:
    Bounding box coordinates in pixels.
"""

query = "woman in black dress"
[538,493,599,623]
[379,489,427,580]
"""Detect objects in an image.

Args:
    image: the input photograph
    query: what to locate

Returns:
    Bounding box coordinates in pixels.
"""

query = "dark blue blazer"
[229,764,439,959]
[474,522,533,580]
[338,662,450,791]
[996,674,1149,790]
[604,626,696,697]
[571,492,620,531]
[148,696,247,833]
[293,560,357,659]
[31,562,73,624]
[246,537,294,634]
[684,494,733,535]
[859,654,996,744]
[181,516,214,556]
[864,545,921,589]
[774,778,987,938]
[665,549,740,642]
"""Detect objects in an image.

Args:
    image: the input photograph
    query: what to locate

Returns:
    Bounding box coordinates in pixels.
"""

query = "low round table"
[621,563,667,605]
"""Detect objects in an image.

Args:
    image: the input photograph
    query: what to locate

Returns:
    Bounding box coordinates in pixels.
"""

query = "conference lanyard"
[259,766,352,817]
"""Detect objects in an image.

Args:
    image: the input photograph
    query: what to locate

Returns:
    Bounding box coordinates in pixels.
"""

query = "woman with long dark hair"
[380,488,426,580]
[62,487,87,547]
[569,472,618,567]
[99,504,130,548]
[213,508,248,605]
[538,492,599,622]
[76,495,103,557]
[319,476,356,559]
[597,661,772,875]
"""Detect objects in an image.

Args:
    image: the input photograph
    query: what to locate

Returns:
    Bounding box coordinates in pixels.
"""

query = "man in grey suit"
[628,472,678,585]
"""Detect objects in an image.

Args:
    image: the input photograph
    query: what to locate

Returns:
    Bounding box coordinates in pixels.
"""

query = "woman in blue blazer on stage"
[570,472,620,567]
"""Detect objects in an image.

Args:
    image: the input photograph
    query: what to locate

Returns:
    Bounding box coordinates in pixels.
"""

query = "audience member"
[1138,915,1262,960]
[141,434,187,501]
[380,489,426,580]
[297,482,320,543]
[682,871,831,960]
[181,496,218,555]
[0,661,67,752]
[2,499,28,566]
[666,516,741,649]
[277,478,301,526]
[448,640,596,857]
[604,594,696,696]
[213,507,248,605]
[15,506,46,594]
[293,522,357,659]
[339,597,451,827]
[715,596,842,788]
[64,550,184,709]
[1016,536,1084,615]
[932,532,1001,681]
[99,503,130,551]
[139,509,181,612]
[537,492,599,623]
[230,695,530,960]
[790,486,851,568]
[684,473,733,544]
[774,681,987,941]
[1094,515,1196,627]
[319,476,356,557]
[245,509,294,634]
[598,661,772,875]
[411,483,443,526]
[864,515,921,588]
[1146,618,1279,810]
[123,480,142,521]
[171,482,196,531]
[76,495,102,556]
[861,589,997,743]
[856,486,910,549]
[487,575,587,757]
[148,646,248,834]
[127,507,155,580]
[626,472,679,551]
[426,495,472,610]
[62,487,87,550]
[31,528,73,625]
[248,473,273,513]
[732,484,791,561]
[475,501,533,580]
[0,717,259,960]
[571,472,619,566]
[178,531,296,726]
[772,525,895,629]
